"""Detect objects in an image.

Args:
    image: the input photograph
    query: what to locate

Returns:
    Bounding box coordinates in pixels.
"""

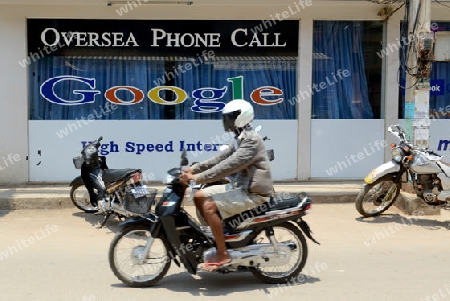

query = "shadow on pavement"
[355,213,450,230]
[0,188,20,217]
[71,211,121,233]
[110,271,320,296]
[0,210,10,218]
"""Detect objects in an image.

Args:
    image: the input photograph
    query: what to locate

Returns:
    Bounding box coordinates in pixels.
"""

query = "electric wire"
[382,2,406,20]
[398,0,423,90]
[434,0,450,9]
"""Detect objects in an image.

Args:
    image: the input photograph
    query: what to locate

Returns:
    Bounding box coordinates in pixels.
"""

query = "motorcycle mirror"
[255,125,262,132]
[180,149,189,166]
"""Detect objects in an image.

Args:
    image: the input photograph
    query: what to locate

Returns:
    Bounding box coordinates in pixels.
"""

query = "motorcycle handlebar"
[93,136,103,147]
[387,125,443,156]
[388,124,408,144]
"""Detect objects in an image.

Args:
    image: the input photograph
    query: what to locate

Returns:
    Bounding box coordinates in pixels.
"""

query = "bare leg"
[201,197,231,271]
[193,190,205,219]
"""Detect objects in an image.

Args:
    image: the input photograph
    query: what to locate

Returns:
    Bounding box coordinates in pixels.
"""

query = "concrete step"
[0,181,363,210]
[394,192,441,216]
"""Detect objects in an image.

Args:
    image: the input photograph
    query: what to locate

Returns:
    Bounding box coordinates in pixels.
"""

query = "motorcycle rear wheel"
[355,176,400,218]
[109,226,171,287]
[250,222,307,284]
[69,183,98,213]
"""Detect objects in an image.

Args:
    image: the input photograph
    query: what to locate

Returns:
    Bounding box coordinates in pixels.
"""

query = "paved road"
[1,204,450,301]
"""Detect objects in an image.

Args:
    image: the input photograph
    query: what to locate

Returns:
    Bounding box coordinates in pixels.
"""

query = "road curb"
[0,197,74,210]
[0,193,358,210]
[311,194,358,204]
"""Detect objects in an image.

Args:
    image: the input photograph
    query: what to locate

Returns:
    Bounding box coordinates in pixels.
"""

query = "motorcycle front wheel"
[250,222,307,284]
[109,226,171,287]
[69,183,98,213]
[355,176,400,218]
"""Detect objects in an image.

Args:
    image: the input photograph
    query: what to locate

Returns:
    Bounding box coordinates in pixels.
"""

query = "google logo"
[39,75,285,113]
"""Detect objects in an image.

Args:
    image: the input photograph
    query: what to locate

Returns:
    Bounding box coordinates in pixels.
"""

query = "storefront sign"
[28,120,298,181]
[27,19,299,56]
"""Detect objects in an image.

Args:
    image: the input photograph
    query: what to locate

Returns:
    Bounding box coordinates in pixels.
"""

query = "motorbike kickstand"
[98,213,111,228]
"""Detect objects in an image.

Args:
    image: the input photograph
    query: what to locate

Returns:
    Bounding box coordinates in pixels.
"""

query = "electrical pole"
[404,0,433,149]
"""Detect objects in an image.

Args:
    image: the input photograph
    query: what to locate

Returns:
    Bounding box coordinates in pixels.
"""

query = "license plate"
[131,185,149,197]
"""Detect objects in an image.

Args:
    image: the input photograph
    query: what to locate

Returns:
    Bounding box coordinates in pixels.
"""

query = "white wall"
[0,9,28,184]
[311,120,385,178]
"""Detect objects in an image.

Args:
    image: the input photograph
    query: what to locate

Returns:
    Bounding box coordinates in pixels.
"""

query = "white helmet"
[222,99,254,132]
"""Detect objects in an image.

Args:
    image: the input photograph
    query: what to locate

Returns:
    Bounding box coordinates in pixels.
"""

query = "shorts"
[201,184,269,219]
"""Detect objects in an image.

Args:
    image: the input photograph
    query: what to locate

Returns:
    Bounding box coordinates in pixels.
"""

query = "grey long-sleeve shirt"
[190,129,273,196]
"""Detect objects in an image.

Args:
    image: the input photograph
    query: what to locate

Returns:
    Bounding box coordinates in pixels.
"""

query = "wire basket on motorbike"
[124,186,158,214]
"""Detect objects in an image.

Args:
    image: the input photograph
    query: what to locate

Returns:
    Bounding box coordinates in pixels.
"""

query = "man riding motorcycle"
[180,99,273,272]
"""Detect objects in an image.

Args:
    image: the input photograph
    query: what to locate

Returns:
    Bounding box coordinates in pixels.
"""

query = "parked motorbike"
[356,124,450,217]
[71,136,157,227]
[108,150,319,287]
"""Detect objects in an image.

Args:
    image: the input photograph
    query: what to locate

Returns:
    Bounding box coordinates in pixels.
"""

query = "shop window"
[398,22,450,119]
[312,21,383,119]
[28,55,297,121]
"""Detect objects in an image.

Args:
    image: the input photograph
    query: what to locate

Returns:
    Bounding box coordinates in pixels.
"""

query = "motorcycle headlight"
[391,147,404,163]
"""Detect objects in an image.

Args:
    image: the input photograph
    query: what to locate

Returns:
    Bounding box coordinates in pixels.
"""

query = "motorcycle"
[356,124,450,218]
[71,136,157,227]
[108,149,319,287]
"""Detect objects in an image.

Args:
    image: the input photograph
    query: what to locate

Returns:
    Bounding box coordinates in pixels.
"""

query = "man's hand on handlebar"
[180,168,194,185]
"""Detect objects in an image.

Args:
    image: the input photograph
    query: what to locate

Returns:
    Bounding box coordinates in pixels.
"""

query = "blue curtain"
[312,21,374,119]
[29,56,166,120]
[29,56,297,120]
[399,22,450,119]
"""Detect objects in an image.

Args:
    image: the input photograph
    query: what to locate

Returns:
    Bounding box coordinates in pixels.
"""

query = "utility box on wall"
[435,31,450,61]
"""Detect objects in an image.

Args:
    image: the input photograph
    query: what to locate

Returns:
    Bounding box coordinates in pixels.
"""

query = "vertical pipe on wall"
[297,18,313,180]
[383,18,401,161]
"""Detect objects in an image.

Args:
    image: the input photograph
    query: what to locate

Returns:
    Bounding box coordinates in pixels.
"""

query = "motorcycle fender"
[297,219,320,245]
[69,176,84,187]
[364,161,400,184]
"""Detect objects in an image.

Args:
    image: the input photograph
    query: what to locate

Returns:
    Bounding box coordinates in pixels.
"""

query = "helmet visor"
[222,110,241,132]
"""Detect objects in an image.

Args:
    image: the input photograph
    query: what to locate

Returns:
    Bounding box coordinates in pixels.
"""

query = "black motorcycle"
[108,150,319,287]
[71,136,157,227]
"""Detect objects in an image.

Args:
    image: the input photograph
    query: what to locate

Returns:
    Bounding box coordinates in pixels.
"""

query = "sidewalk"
[0,180,364,210]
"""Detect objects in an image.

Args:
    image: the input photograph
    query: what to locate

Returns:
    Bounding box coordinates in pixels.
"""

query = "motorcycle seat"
[103,168,141,183]
[223,192,302,229]
[269,192,301,210]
